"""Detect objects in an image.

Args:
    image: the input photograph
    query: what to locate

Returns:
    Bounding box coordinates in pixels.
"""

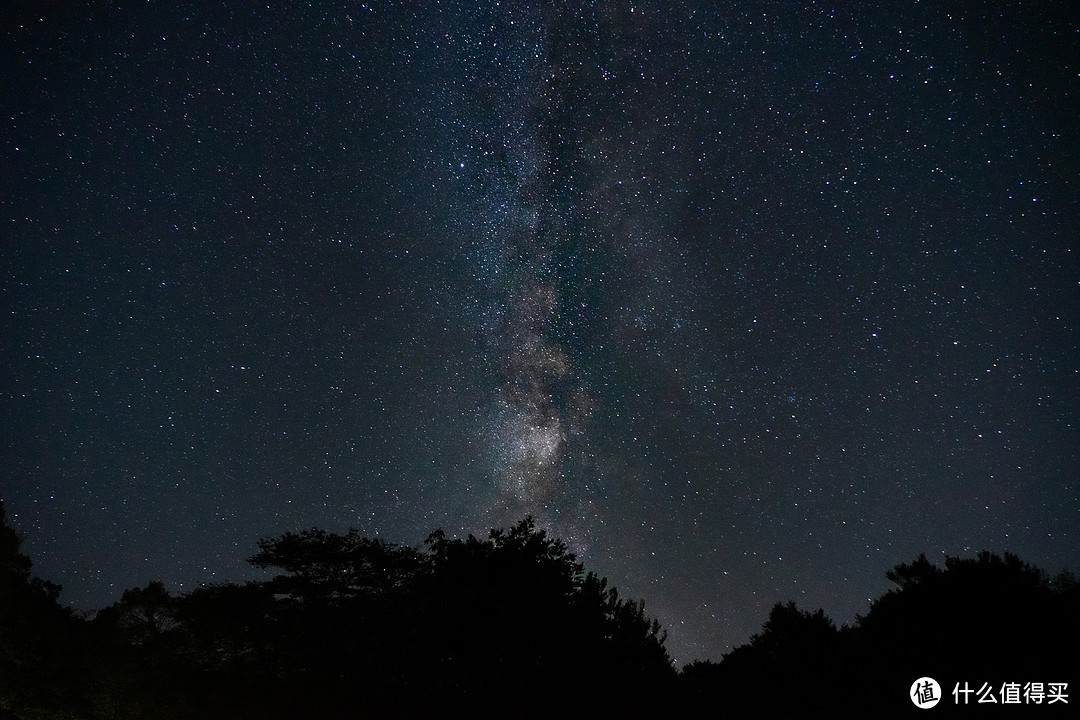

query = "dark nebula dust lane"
[2,2,1077,665]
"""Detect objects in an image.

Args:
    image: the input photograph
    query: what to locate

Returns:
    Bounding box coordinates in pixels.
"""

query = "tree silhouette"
[94,580,179,646]
[681,551,1080,719]
[413,517,674,716]
[0,501,80,718]
[680,601,841,719]
[232,516,675,717]
[243,527,432,715]
[173,581,279,672]
[249,527,427,603]
[848,550,1080,711]
[4,504,1076,720]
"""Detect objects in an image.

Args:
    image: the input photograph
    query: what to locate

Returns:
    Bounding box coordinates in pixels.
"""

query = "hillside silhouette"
[1,500,1076,718]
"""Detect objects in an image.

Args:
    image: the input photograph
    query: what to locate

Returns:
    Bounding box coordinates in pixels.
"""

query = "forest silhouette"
[1,500,1076,718]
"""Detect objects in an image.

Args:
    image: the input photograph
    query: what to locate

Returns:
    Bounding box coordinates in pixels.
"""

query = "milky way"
[461,6,589,529]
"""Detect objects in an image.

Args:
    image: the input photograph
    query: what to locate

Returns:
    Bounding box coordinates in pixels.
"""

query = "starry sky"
[2,1,1077,665]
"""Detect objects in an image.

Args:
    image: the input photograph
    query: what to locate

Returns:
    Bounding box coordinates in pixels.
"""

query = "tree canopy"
[681,550,1079,718]
[2,501,1076,719]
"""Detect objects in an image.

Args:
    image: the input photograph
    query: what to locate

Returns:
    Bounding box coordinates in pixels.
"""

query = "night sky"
[3,2,1077,665]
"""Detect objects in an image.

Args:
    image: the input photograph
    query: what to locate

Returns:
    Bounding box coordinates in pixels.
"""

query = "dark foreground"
[2,503,1076,718]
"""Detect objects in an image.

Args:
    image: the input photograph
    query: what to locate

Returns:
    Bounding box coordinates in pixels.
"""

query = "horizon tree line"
[1,500,1076,718]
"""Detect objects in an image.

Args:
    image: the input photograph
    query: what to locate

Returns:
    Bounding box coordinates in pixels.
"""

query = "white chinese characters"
[951,681,1068,705]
